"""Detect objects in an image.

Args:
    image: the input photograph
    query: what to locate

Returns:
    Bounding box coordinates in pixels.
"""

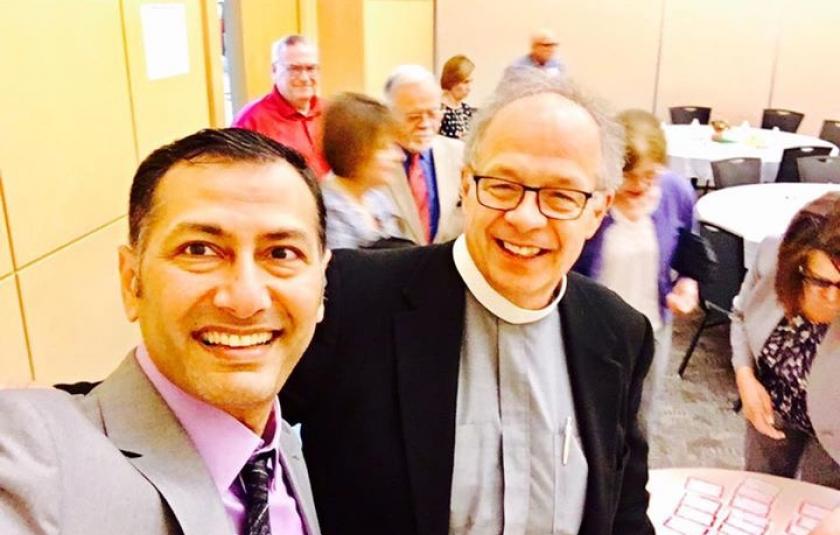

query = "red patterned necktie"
[407,152,431,243]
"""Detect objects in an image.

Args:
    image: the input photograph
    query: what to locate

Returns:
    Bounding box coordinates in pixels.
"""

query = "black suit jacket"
[281,243,655,535]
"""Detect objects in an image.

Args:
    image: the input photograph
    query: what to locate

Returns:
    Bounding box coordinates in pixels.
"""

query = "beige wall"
[656,0,780,127]
[0,0,221,382]
[0,276,30,382]
[436,0,662,112]
[772,0,840,135]
[363,0,434,96]
[436,0,840,136]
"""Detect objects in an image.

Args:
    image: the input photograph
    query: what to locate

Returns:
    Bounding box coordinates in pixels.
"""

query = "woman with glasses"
[321,92,406,249]
[574,109,699,432]
[731,192,840,488]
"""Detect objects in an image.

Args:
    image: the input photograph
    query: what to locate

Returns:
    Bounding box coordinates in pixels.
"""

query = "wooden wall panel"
[771,0,840,136]
[653,0,780,126]
[19,219,139,384]
[0,1,137,266]
[225,0,300,111]
[0,179,12,278]
[0,276,31,382]
[122,0,212,159]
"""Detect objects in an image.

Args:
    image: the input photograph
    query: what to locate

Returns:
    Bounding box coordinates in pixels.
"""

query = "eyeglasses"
[472,175,594,220]
[281,63,319,77]
[799,265,840,291]
[403,108,442,125]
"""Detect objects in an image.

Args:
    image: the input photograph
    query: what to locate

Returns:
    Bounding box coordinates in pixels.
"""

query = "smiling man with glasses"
[234,35,329,177]
[281,68,656,534]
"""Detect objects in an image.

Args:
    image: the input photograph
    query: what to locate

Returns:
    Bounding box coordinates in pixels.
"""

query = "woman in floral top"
[731,192,840,488]
[439,55,475,140]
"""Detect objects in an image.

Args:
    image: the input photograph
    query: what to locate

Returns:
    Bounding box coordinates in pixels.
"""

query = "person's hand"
[666,278,699,316]
[735,367,785,440]
[811,507,840,535]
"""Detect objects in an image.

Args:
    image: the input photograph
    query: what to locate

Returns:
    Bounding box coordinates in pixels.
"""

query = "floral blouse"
[756,314,829,435]
[439,102,474,140]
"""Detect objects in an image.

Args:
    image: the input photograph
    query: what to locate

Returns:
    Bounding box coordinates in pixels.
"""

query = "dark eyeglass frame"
[799,264,840,291]
[472,175,595,221]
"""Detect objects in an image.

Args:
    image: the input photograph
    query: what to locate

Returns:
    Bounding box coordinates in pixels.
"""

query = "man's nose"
[505,190,548,231]
[213,259,271,319]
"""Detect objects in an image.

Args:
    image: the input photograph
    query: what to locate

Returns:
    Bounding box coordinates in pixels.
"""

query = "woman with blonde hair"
[574,108,700,431]
[732,192,840,488]
[439,55,475,139]
[321,92,405,249]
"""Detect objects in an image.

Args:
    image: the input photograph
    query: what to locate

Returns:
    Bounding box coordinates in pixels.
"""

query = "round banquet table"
[665,124,838,186]
[695,183,840,268]
[647,467,840,534]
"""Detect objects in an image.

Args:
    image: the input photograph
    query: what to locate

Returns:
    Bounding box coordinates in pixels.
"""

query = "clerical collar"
[452,235,566,324]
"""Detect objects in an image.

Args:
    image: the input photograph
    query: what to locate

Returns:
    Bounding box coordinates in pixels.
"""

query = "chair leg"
[678,311,709,378]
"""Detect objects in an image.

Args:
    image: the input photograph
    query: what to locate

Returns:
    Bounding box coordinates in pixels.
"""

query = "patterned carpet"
[647,310,747,470]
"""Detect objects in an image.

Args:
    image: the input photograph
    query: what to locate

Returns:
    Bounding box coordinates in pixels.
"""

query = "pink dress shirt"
[135,346,306,535]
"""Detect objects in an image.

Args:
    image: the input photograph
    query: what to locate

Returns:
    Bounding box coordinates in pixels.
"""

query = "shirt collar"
[270,88,321,119]
[135,345,282,493]
[452,235,565,324]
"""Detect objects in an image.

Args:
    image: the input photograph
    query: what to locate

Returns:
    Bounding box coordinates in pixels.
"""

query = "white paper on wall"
[140,3,190,80]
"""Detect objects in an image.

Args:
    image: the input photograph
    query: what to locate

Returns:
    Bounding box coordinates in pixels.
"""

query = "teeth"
[501,241,542,258]
[200,331,274,348]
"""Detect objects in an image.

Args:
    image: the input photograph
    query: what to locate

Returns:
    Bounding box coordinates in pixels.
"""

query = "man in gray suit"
[382,64,465,245]
[0,129,328,534]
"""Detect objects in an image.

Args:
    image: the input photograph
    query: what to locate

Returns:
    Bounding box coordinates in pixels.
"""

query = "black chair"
[670,106,711,125]
[678,223,746,378]
[775,146,833,182]
[797,155,840,184]
[819,120,840,148]
[761,109,804,133]
[710,157,761,189]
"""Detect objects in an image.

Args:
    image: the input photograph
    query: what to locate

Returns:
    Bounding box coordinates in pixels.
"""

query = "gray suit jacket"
[384,135,464,245]
[0,354,321,535]
[731,237,840,462]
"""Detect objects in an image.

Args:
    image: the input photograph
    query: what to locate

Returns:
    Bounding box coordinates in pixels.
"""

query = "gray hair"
[464,68,624,191]
[383,64,439,103]
[271,35,315,65]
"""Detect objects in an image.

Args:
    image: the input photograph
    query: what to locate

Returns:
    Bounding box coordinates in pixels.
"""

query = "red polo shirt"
[233,89,330,178]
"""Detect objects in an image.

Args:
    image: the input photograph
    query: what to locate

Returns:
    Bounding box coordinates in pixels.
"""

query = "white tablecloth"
[695,183,840,267]
[666,124,838,185]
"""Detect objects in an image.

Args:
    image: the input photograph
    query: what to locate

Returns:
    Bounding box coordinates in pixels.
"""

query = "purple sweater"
[573,170,696,320]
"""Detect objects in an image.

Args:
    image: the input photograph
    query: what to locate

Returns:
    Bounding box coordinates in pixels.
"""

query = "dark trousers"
[745,418,840,489]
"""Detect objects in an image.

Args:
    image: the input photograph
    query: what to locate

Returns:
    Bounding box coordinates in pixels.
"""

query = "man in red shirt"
[233,35,330,177]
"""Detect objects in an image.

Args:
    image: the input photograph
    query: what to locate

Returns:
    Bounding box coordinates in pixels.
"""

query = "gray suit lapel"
[807,319,840,463]
[431,136,461,244]
[277,423,321,535]
[385,166,425,244]
[88,355,232,535]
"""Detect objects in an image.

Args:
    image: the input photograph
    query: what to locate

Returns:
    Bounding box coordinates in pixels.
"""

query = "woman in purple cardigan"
[574,109,699,431]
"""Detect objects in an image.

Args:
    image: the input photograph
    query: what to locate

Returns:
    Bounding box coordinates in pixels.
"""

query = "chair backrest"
[710,157,762,189]
[775,145,833,182]
[670,106,711,125]
[819,120,840,148]
[797,155,840,184]
[698,223,746,314]
[761,109,804,132]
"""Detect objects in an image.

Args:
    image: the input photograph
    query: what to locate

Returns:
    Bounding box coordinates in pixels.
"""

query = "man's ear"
[585,190,614,239]
[460,166,472,200]
[118,245,140,323]
[316,249,332,323]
